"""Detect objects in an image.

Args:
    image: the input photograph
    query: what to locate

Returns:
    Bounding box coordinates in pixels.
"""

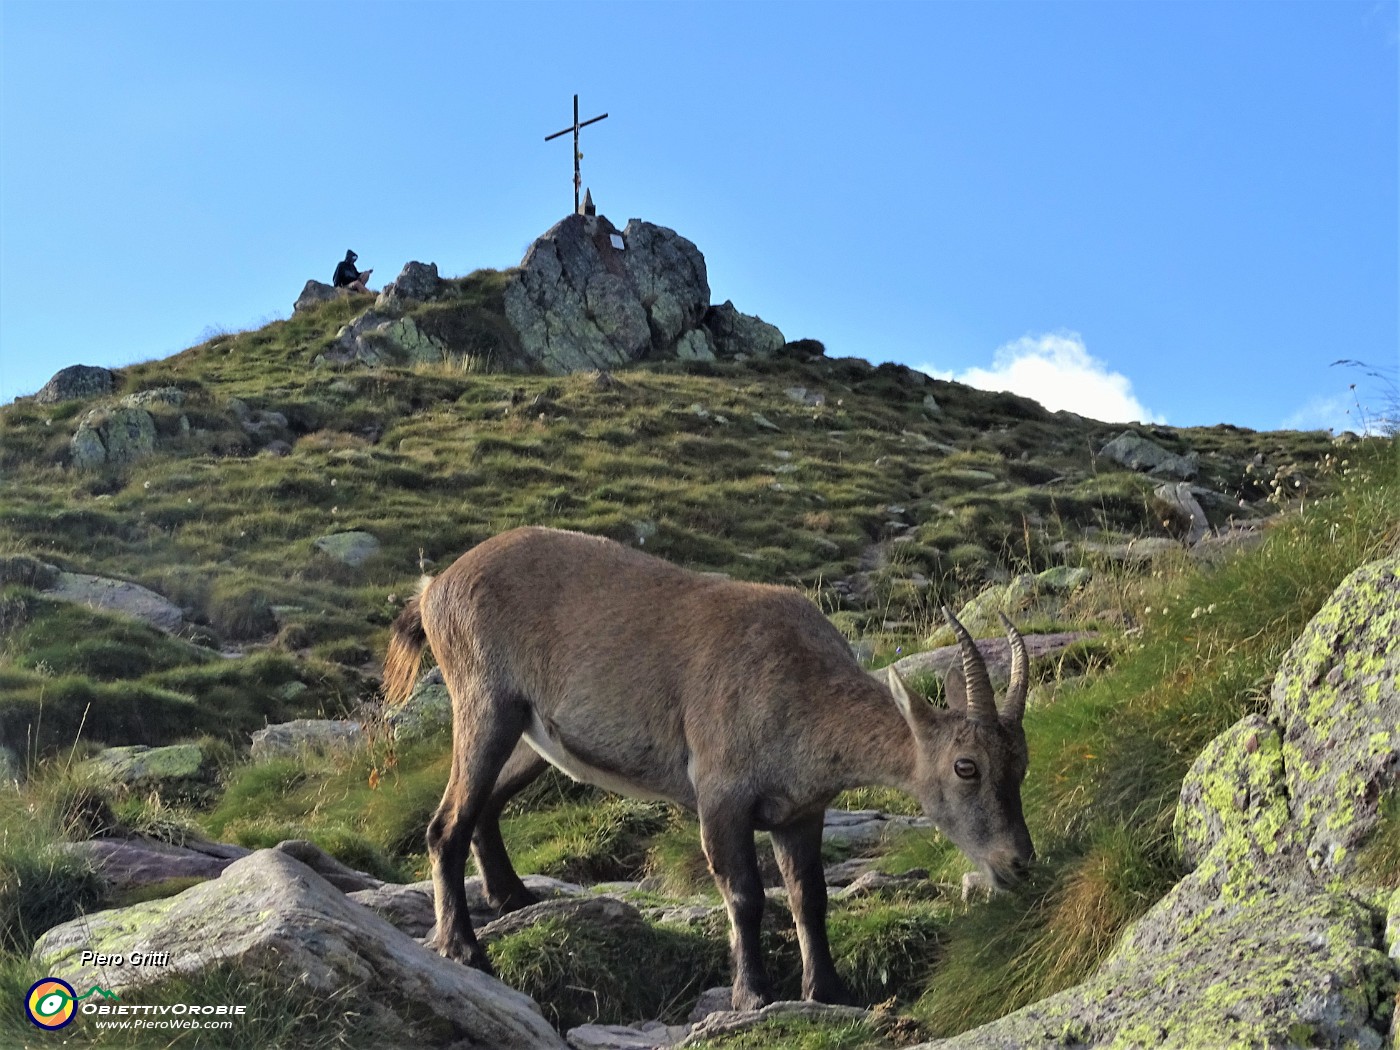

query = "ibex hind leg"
[472,742,548,913]
[771,814,853,1005]
[427,690,529,972]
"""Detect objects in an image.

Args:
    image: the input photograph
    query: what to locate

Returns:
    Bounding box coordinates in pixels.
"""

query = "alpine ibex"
[384,526,1034,1009]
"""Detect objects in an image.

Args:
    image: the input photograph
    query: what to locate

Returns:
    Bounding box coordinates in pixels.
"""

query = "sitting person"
[332,250,373,294]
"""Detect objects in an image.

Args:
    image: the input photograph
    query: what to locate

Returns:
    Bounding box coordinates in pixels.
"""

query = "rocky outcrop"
[917,554,1400,1049]
[376,260,449,309]
[1099,430,1199,480]
[34,364,116,404]
[702,301,785,359]
[502,214,710,374]
[1153,481,1210,544]
[32,850,567,1049]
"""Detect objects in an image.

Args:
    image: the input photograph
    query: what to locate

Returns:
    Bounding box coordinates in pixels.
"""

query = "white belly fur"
[523,711,675,803]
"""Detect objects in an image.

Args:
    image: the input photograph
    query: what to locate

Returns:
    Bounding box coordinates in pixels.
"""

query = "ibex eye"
[954,758,978,780]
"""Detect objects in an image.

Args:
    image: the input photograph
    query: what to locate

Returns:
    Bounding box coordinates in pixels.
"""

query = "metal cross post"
[545,94,608,215]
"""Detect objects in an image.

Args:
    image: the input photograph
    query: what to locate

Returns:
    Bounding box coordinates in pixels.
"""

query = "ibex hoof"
[730,985,772,1013]
[432,934,495,976]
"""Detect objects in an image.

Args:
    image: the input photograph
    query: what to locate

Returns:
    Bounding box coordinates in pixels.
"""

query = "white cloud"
[1282,393,1390,435]
[915,332,1162,424]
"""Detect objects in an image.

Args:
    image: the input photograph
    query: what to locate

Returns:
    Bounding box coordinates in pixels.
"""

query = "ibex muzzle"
[383,527,1034,1010]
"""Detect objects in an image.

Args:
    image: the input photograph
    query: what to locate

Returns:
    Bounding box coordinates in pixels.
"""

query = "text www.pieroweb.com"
[85,1003,245,1030]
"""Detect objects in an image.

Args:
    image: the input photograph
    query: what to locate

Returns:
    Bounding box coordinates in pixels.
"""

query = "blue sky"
[2,1,1396,432]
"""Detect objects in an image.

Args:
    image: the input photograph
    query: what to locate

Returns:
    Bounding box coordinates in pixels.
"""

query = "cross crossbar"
[545,94,608,214]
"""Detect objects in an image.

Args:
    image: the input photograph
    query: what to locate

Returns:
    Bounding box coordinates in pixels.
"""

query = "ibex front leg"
[771,812,852,1004]
[699,796,773,1011]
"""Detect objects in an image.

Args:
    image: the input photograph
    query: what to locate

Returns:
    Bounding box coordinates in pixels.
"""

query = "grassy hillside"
[0,281,1391,1048]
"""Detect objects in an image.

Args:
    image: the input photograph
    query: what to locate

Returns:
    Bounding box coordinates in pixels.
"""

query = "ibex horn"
[941,606,998,724]
[999,612,1029,724]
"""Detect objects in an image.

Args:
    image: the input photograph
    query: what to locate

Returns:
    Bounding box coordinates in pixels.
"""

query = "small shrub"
[207,578,278,640]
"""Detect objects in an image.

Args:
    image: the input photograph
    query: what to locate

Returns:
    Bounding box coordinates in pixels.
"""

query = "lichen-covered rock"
[34,364,116,404]
[69,405,156,469]
[32,850,566,1049]
[703,300,785,359]
[1174,714,1297,889]
[120,386,186,410]
[502,213,709,374]
[84,744,210,791]
[919,881,1393,1049]
[386,667,452,742]
[1269,553,1400,877]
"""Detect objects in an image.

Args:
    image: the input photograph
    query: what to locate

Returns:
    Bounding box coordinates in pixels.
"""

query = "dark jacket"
[333,252,361,288]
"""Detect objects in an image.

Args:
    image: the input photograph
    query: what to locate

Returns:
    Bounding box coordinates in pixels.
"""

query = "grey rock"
[703,301,785,359]
[1099,430,1199,480]
[385,668,452,743]
[688,986,735,1023]
[502,214,709,374]
[70,406,156,469]
[84,744,209,790]
[894,633,1097,691]
[313,530,381,567]
[34,364,116,404]
[1077,536,1182,564]
[822,857,876,887]
[477,894,646,946]
[568,1022,688,1049]
[376,260,449,308]
[249,719,362,761]
[293,279,347,313]
[121,386,186,409]
[1153,481,1210,544]
[679,1001,871,1048]
[751,412,781,432]
[351,873,585,939]
[271,839,383,893]
[922,393,943,415]
[1268,553,1399,878]
[1035,566,1091,593]
[71,836,249,891]
[821,809,932,850]
[33,850,566,1049]
[674,328,717,362]
[784,385,825,407]
[834,868,944,902]
[45,571,185,633]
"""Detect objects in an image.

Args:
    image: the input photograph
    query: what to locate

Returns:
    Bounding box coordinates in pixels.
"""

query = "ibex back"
[384,526,1034,1009]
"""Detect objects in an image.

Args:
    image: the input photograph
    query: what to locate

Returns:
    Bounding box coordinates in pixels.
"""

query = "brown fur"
[386,526,1034,1009]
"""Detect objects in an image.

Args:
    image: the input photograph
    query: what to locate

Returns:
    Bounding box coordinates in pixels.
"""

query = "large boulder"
[914,556,1400,1049]
[83,744,211,793]
[376,260,449,308]
[45,571,185,634]
[1268,553,1399,878]
[1099,430,1199,480]
[33,850,566,1049]
[502,214,710,373]
[702,301,786,359]
[34,364,116,404]
[69,405,156,469]
[293,280,348,313]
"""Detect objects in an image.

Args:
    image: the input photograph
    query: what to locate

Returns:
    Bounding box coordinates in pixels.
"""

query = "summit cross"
[545,94,609,215]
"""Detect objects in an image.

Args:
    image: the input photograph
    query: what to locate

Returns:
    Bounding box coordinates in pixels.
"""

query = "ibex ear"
[886,667,933,733]
[943,664,968,717]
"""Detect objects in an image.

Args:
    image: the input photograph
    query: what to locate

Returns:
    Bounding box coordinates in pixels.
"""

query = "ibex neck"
[824,674,921,795]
